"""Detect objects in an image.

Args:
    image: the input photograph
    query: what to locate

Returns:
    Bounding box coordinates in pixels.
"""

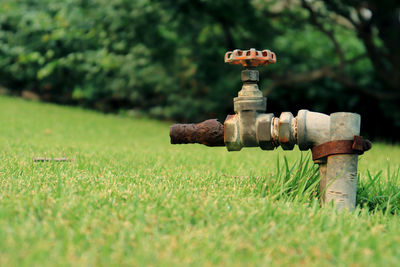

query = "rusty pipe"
[169,119,225,147]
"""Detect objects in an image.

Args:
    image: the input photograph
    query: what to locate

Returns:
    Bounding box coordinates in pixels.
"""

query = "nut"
[224,115,242,151]
[279,112,295,150]
[256,113,275,150]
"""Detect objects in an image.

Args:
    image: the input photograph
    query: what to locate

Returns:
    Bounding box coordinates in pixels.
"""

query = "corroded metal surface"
[170,119,224,147]
[311,135,372,161]
[225,48,276,67]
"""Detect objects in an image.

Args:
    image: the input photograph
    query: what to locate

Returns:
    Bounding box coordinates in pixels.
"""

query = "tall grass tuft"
[260,155,321,203]
[259,155,400,214]
[357,166,400,214]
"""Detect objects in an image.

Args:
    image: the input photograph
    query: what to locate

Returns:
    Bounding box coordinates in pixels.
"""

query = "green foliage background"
[0,0,398,139]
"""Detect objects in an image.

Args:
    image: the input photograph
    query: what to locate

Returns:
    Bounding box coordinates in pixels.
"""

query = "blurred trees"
[0,0,398,139]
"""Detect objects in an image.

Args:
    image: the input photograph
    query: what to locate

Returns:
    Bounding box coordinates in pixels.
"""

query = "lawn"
[0,95,400,266]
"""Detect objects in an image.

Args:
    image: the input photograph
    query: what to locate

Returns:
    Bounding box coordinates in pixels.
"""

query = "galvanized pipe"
[318,163,328,202]
[296,110,331,203]
[324,113,361,211]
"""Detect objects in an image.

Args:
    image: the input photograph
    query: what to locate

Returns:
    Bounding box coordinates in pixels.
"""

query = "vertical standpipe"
[325,112,361,211]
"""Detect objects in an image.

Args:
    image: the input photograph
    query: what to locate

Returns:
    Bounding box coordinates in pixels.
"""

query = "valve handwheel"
[224,48,276,67]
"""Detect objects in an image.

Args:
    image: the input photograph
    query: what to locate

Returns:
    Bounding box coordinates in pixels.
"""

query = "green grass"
[1,95,400,266]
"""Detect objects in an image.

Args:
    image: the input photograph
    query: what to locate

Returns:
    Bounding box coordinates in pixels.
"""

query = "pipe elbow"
[297,110,330,150]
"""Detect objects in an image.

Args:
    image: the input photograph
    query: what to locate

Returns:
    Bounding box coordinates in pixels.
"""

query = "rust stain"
[292,117,298,140]
[170,119,224,147]
[272,117,280,146]
[278,119,289,143]
[224,48,276,67]
[311,136,372,161]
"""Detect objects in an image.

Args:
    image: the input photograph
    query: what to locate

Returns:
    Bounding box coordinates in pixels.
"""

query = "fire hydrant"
[170,48,371,211]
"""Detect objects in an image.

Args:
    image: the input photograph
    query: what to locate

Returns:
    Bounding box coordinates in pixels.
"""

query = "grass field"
[1,95,400,266]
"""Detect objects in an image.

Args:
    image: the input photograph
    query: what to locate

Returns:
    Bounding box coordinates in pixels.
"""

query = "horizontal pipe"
[170,119,225,147]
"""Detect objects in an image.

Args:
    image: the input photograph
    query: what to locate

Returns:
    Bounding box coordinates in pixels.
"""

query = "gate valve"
[224,48,276,67]
[170,47,372,211]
